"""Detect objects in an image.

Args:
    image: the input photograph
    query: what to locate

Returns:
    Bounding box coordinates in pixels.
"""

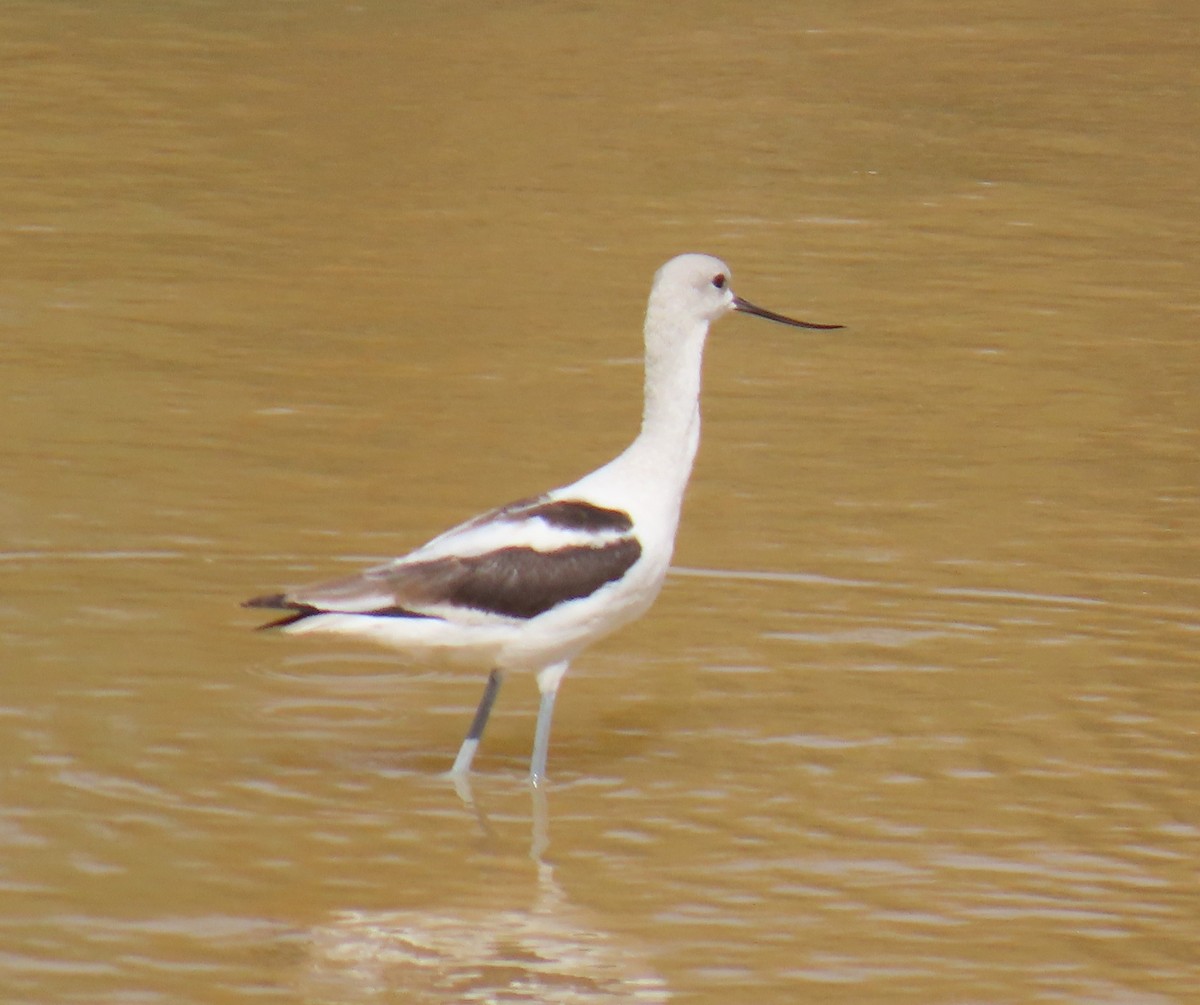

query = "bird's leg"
[529,689,557,787]
[451,668,503,776]
[530,661,570,787]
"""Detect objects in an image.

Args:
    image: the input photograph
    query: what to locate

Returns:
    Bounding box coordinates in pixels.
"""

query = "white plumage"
[245,253,840,784]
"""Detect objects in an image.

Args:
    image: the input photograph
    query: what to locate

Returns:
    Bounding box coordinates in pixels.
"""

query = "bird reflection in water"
[303,784,669,1002]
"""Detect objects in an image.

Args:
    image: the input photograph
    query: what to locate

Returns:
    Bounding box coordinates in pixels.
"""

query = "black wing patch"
[245,493,638,629]
[464,495,634,534]
[245,538,643,625]
[398,539,642,619]
[516,499,634,533]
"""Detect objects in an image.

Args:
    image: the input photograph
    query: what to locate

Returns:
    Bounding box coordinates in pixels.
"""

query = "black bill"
[733,295,842,330]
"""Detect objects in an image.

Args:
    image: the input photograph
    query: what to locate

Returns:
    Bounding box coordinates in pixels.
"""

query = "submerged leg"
[530,662,569,787]
[451,668,503,776]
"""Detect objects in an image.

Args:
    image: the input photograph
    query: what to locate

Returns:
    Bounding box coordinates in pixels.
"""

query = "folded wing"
[244,497,643,628]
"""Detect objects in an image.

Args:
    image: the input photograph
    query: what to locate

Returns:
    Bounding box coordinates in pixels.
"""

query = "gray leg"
[529,686,558,788]
[451,668,502,776]
[530,661,570,786]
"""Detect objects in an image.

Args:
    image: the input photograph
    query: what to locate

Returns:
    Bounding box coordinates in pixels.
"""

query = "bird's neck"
[565,308,707,531]
[631,308,708,484]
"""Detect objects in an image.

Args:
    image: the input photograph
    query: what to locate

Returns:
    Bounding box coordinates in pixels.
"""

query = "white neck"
[564,295,711,524]
[638,300,707,461]
[593,300,708,514]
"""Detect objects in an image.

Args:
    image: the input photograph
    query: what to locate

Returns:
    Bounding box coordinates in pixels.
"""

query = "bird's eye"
[711,274,726,289]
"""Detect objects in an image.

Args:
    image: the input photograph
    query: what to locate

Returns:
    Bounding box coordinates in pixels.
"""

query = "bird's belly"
[280,610,517,667]
[495,558,667,672]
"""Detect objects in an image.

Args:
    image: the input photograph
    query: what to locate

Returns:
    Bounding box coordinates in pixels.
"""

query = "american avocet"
[245,253,840,785]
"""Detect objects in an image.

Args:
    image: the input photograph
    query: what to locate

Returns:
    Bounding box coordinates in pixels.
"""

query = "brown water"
[2,1,1197,1002]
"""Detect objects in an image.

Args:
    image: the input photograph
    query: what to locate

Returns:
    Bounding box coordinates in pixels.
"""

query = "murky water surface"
[2,1,1197,1001]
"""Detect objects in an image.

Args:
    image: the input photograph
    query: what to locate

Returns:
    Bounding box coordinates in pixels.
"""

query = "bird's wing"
[245,496,642,626]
